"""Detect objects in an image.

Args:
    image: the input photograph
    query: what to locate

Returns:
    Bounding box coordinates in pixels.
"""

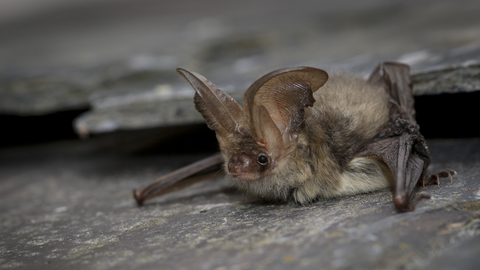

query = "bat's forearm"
[133,153,224,205]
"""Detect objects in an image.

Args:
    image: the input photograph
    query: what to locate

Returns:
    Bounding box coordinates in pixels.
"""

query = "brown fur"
[228,74,392,203]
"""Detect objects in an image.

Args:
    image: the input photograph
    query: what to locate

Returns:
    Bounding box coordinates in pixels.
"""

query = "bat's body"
[229,74,392,203]
[134,62,454,212]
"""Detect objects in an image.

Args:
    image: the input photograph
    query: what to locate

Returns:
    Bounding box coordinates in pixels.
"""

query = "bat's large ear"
[243,67,328,151]
[177,68,243,137]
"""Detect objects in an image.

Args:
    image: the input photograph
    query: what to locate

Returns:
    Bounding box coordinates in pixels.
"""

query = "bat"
[133,62,455,212]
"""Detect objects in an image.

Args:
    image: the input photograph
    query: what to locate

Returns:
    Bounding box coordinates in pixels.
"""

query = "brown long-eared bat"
[133,62,455,212]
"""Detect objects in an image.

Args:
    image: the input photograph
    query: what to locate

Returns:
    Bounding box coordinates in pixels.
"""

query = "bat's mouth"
[230,172,260,182]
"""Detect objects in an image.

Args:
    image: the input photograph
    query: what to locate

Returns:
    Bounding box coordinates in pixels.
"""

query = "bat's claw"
[422,169,457,186]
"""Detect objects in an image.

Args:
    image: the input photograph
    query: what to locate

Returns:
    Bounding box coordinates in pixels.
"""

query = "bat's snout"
[228,154,260,181]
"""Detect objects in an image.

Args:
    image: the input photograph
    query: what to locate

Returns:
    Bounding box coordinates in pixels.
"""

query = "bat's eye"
[257,154,268,166]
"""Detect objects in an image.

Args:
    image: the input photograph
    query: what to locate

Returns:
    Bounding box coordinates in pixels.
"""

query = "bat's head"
[177,67,328,199]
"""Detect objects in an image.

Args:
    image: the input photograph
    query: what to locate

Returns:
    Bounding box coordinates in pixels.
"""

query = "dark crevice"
[0,109,88,147]
[0,91,478,149]
[415,91,479,139]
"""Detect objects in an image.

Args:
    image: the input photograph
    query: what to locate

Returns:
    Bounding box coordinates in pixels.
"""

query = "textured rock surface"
[412,63,480,95]
[0,138,479,270]
[0,70,98,115]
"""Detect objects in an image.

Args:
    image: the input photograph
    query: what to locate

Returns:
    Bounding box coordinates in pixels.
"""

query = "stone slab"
[0,137,479,269]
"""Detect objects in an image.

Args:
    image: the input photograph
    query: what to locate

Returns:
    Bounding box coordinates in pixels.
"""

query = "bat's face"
[177,66,328,189]
[226,140,272,182]
[219,126,288,182]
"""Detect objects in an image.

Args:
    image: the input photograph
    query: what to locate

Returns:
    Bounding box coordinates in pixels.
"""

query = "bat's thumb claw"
[394,194,408,211]
[395,193,432,212]
[133,189,144,206]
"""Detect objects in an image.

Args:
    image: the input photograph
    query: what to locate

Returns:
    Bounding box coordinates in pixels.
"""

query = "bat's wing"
[133,153,224,206]
[360,62,432,212]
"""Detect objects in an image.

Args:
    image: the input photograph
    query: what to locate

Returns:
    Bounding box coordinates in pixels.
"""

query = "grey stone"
[0,137,479,270]
[412,63,480,95]
[0,70,96,116]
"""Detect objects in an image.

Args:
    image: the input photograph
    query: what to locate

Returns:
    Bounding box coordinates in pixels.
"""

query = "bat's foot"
[423,169,457,186]
[399,169,457,212]
[410,193,432,212]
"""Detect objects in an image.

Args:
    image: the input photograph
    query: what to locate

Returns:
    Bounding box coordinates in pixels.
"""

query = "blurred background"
[1,0,479,149]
